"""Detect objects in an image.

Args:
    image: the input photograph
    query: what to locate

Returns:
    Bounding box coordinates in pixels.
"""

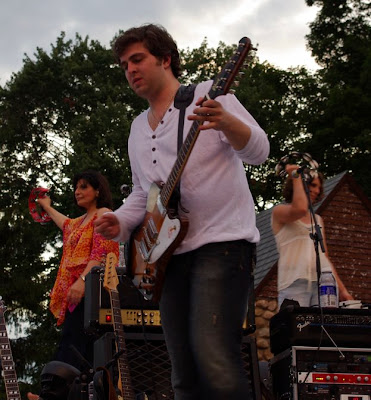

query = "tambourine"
[275,152,319,180]
[29,187,52,224]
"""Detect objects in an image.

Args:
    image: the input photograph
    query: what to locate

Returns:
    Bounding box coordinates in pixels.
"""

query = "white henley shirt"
[113,80,270,254]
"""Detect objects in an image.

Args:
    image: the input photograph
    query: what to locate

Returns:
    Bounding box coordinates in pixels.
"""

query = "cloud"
[0,0,319,84]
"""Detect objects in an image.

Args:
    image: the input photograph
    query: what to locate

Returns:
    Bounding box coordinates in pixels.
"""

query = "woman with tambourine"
[272,153,353,308]
[27,170,119,400]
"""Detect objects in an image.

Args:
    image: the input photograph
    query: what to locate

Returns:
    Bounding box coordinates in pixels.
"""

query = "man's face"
[119,42,166,99]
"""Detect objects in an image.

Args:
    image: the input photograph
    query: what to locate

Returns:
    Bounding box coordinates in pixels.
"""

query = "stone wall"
[253,297,278,361]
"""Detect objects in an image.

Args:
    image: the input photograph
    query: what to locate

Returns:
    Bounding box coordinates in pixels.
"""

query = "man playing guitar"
[95,23,269,399]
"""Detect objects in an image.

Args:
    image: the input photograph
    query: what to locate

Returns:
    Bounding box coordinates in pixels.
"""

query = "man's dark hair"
[73,170,113,209]
[282,171,324,203]
[113,23,181,78]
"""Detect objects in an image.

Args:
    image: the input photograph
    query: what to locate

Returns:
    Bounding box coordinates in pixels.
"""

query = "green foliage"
[304,0,371,194]
[235,62,322,209]
[180,39,234,83]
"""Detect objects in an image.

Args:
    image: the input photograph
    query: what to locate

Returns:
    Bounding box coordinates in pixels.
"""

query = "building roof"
[254,171,349,289]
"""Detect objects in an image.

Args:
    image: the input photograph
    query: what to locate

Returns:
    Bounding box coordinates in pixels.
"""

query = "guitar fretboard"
[1,313,21,400]
[110,290,136,400]
[160,118,203,207]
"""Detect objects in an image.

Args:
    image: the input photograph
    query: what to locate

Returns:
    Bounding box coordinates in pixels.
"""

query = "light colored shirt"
[113,80,269,253]
[274,215,333,291]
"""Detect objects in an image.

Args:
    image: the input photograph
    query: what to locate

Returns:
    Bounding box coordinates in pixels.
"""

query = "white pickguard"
[147,214,181,263]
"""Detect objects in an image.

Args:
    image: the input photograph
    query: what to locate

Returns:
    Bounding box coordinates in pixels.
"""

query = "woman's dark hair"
[72,170,113,209]
[283,171,325,203]
[113,23,181,78]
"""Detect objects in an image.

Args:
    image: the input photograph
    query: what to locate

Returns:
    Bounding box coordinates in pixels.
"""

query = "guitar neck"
[110,290,136,400]
[0,312,21,400]
[160,116,203,208]
[160,37,253,209]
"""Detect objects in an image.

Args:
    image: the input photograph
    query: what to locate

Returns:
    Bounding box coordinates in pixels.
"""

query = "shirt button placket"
[151,134,157,165]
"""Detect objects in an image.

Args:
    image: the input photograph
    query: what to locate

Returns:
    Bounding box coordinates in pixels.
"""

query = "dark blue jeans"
[159,240,254,400]
[53,300,94,372]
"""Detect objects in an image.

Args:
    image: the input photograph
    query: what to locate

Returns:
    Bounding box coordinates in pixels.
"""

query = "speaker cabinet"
[94,332,172,399]
[93,332,261,399]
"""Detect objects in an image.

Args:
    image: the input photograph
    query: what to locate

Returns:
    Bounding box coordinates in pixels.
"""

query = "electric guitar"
[0,298,21,400]
[103,253,136,400]
[130,36,254,301]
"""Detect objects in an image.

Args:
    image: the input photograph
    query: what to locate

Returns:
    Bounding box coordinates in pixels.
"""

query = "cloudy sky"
[0,0,320,85]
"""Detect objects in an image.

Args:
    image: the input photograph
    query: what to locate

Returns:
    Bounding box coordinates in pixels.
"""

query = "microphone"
[120,184,131,196]
[291,166,305,178]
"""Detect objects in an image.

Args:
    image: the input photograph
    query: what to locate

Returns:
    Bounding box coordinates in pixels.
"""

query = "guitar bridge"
[147,218,158,240]
[139,240,150,262]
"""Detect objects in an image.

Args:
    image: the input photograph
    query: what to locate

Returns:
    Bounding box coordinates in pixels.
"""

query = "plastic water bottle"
[319,271,338,308]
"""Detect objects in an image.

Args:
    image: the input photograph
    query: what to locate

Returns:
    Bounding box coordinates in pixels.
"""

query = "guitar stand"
[67,345,95,400]
[69,372,94,400]
[104,347,127,370]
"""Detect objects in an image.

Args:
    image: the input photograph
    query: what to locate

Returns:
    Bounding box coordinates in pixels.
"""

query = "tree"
[304,0,371,195]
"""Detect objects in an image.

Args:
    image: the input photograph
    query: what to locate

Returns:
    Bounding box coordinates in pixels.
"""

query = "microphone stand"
[298,170,325,306]
[298,171,345,362]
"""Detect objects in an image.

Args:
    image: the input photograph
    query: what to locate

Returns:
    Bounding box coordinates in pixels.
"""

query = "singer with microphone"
[271,164,353,307]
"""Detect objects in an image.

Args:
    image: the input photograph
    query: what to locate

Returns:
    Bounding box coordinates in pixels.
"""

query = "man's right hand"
[94,213,120,240]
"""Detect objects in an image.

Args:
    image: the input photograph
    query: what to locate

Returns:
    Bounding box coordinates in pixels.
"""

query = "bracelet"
[79,274,86,282]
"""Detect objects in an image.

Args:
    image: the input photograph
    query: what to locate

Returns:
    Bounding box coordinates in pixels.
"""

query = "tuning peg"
[233,81,240,87]
[239,71,245,77]
[229,89,236,95]
[142,276,155,284]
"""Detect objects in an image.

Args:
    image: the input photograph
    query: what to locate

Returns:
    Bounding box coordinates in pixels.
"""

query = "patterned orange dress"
[49,213,119,325]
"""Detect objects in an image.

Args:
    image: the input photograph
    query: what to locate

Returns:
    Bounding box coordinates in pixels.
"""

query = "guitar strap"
[174,84,197,153]
[171,83,197,213]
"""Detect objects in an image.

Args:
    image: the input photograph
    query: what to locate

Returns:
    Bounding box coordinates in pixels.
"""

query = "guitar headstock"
[103,253,119,292]
[209,36,254,99]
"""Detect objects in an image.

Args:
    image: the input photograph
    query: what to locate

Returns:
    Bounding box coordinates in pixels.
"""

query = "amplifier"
[270,306,371,355]
[93,332,263,400]
[84,266,251,332]
[84,266,161,332]
[270,346,371,400]
[98,308,161,327]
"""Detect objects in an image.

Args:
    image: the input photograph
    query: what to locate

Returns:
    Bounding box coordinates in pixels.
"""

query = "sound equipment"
[93,332,172,399]
[93,332,262,400]
[84,266,161,332]
[84,266,252,333]
[270,306,371,356]
[270,346,371,400]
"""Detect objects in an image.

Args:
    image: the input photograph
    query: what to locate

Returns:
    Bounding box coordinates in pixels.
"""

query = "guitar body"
[130,182,189,301]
